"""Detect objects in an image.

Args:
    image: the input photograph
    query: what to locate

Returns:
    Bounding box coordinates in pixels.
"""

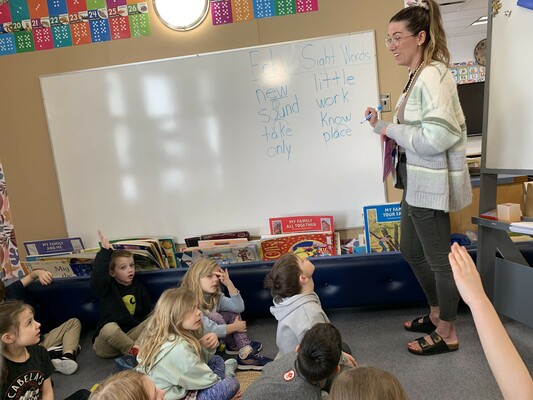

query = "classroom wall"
[0,0,405,254]
[448,31,486,64]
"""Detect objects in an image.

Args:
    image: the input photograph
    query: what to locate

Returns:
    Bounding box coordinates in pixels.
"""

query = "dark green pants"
[398,160,459,322]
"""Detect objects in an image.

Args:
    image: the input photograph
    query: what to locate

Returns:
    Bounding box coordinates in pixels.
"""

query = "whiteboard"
[485,1,533,170]
[41,31,384,246]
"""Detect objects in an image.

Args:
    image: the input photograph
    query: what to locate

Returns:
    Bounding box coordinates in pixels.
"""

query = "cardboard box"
[497,203,522,223]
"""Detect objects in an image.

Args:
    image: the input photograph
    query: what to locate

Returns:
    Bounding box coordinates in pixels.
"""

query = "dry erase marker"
[361,105,383,123]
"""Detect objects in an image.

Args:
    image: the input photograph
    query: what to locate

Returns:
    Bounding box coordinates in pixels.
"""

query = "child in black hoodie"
[91,230,153,359]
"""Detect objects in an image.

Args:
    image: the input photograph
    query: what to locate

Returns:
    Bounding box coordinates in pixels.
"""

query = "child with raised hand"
[136,287,241,400]
[1,270,82,375]
[448,243,533,400]
[91,230,153,361]
[264,253,356,367]
[243,322,345,400]
[0,301,54,399]
[180,258,272,370]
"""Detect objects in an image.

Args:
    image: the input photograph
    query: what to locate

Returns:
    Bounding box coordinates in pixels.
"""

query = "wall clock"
[474,39,487,66]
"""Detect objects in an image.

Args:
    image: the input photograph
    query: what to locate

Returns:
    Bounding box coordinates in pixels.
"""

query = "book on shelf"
[25,251,97,263]
[23,237,85,256]
[260,231,335,261]
[363,202,401,253]
[21,259,91,278]
[509,221,533,235]
[268,215,334,235]
[198,238,248,247]
[479,209,498,221]
[341,234,367,254]
[109,238,169,269]
[156,237,179,268]
[179,242,261,266]
[184,231,251,248]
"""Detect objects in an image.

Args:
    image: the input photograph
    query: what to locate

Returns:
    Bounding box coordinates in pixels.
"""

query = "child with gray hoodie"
[264,253,356,367]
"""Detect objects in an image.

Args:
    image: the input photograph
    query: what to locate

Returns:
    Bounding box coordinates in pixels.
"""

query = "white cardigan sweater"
[374,61,472,212]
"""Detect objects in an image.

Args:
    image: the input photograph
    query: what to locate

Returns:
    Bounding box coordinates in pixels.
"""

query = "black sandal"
[404,315,437,333]
[408,331,459,356]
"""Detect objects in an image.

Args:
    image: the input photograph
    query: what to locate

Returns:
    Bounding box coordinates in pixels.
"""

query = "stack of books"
[108,237,178,270]
[178,231,260,267]
[259,215,337,261]
[22,237,96,278]
[22,236,180,277]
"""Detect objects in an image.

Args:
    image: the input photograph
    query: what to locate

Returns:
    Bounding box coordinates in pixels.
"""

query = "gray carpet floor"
[52,305,533,400]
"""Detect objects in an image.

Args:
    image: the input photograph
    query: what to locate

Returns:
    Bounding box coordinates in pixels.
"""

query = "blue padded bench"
[24,244,533,331]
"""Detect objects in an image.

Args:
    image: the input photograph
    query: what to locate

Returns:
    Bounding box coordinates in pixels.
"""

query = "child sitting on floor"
[1,270,81,375]
[136,287,241,400]
[91,230,153,362]
[0,301,55,399]
[329,366,408,400]
[180,258,272,370]
[89,370,164,400]
[243,322,345,400]
[264,252,356,368]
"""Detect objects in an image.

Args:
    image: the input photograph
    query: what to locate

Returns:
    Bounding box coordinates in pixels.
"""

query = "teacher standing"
[365,0,472,356]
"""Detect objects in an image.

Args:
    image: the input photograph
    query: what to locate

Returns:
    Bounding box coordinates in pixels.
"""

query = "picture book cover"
[260,232,334,261]
[157,237,178,268]
[363,202,401,253]
[181,242,261,266]
[23,237,85,256]
[269,215,334,235]
[22,260,76,278]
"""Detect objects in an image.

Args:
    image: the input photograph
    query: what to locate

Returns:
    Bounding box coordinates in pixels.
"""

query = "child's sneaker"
[115,354,138,371]
[226,341,262,355]
[48,345,81,360]
[52,353,78,375]
[237,347,272,371]
[224,358,238,377]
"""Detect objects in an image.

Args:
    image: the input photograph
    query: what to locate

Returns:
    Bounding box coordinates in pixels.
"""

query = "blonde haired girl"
[329,367,408,400]
[89,370,164,400]
[181,259,271,370]
[137,287,240,400]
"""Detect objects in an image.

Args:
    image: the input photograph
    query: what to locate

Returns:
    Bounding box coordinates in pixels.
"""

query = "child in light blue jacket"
[136,287,240,400]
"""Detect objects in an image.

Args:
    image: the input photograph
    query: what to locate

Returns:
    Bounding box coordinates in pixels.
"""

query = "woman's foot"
[407,331,459,356]
[404,306,440,332]
[404,315,438,333]
[408,320,458,354]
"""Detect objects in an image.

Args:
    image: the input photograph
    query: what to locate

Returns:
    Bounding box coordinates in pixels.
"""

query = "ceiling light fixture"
[153,0,210,31]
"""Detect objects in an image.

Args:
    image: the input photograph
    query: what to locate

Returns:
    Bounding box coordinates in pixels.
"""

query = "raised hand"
[448,243,486,306]
[97,230,112,250]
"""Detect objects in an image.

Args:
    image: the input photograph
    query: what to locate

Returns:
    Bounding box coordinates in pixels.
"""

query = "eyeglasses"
[385,34,415,48]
